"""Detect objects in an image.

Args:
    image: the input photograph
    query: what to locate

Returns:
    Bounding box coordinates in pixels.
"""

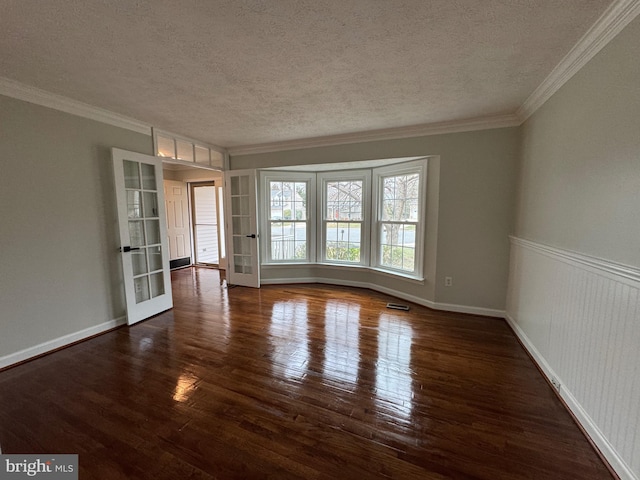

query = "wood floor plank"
[0,267,614,479]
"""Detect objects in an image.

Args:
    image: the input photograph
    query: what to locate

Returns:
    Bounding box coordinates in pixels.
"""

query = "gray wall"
[515,15,640,267]
[0,95,153,358]
[232,126,520,311]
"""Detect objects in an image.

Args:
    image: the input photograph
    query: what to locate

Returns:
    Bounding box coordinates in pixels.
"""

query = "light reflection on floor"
[173,372,200,403]
[173,269,416,428]
[269,299,310,383]
[375,313,414,423]
[323,301,360,388]
[265,293,415,424]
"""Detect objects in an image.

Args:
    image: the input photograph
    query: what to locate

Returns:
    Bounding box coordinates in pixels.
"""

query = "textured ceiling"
[0,0,612,148]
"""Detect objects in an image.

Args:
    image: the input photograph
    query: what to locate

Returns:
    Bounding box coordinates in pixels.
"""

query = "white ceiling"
[0,1,613,149]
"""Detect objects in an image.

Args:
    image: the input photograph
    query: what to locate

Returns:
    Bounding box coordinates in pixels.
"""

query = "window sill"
[261,262,425,284]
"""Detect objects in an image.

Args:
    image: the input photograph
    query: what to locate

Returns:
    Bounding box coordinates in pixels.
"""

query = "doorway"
[191,182,225,267]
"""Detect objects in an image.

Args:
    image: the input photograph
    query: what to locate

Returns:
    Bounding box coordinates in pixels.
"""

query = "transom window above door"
[153,129,226,170]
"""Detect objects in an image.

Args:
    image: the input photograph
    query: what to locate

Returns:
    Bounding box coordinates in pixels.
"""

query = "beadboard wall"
[506,237,640,480]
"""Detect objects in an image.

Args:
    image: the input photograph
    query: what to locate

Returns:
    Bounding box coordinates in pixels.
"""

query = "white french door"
[224,169,260,287]
[112,148,173,325]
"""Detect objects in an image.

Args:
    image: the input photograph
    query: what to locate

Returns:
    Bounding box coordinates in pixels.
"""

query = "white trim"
[0,316,127,370]
[430,301,505,318]
[504,313,636,480]
[228,113,520,156]
[510,236,640,287]
[260,276,504,318]
[517,0,640,122]
[161,157,224,172]
[0,76,151,135]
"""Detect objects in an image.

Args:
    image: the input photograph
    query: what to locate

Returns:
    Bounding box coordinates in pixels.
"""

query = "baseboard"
[0,316,127,370]
[504,313,635,480]
[429,301,505,318]
[260,277,505,318]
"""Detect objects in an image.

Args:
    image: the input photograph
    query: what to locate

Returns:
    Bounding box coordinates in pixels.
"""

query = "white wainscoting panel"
[506,237,640,480]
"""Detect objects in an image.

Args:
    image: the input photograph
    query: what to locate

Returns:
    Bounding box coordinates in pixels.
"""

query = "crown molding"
[227,113,520,156]
[517,0,640,122]
[0,76,152,135]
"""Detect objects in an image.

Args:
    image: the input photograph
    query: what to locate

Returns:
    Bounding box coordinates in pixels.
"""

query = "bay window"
[260,158,427,280]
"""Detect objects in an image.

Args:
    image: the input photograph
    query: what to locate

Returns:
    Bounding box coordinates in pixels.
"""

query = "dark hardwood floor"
[0,267,613,479]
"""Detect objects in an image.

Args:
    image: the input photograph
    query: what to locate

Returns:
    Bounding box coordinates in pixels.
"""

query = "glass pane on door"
[149,272,165,298]
[230,174,253,274]
[127,191,143,218]
[141,163,156,190]
[124,159,165,304]
[134,277,150,303]
[124,160,140,189]
[131,250,148,276]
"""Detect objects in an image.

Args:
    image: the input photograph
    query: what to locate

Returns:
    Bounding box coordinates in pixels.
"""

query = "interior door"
[192,184,219,265]
[164,179,192,267]
[224,169,259,287]
[112,148,173,325]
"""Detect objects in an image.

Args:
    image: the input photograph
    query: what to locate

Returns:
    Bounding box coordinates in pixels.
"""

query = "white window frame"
[371,159,427,279]
[259,171,316,264]
[318,170,371,267]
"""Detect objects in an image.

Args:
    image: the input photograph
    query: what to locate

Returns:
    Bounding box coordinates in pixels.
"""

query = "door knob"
[120,246,141,252]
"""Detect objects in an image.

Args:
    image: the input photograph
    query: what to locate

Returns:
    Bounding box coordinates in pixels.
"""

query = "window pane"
[134,276,150,304]
[176,140,194,162]
[293,183,307,220]
[128,220,145,246]
[381,174,419,221]
[211,150,224,168]
[380,223,416,272]
[150,272,165,298]
[326,180,362,221]
[123,160,140,189]
[156,135,175,158]
[325,222,361,262]
[143,192,158,217]
[131,249,148,276]
[127,190,143,218]
[271,220,306,260]
[141,163,156,190]
[146,219,161,245]
[195,145,209,165]
[148,245,163,272]
[270,181,307,222]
